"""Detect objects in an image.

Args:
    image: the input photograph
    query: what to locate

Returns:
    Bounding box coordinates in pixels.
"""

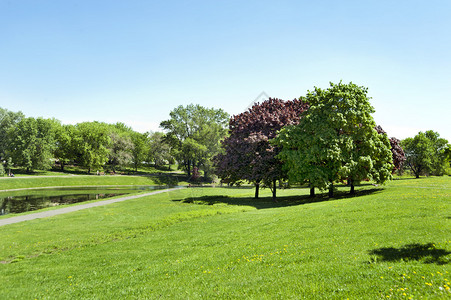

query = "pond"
[0,186,171,215]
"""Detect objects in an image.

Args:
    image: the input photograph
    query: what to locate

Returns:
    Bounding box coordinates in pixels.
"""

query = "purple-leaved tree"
[214,98,309,200]
[375,125,406,173]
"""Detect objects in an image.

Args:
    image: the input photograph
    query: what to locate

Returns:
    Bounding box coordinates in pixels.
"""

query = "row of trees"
[2,82,448,191]
[0,107,174,174]
[214,82,449,199]
[0,105,230,178]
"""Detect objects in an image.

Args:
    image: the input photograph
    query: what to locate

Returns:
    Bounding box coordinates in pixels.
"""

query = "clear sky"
[1,0,450,141]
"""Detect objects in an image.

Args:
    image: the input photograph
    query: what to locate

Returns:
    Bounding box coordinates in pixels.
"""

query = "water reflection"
[0,186,169,215]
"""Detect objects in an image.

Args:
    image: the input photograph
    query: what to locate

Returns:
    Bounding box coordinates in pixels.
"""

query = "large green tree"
[402,130,449,178]
[8,117,59,172]
[147,132,172,168]
[53,124,75,171]
[160,104,229,178]
[130,131,150,172]
[71,122,111,173]
[275,82,393,197]
[0,107,24,162]
[106,123,134,172]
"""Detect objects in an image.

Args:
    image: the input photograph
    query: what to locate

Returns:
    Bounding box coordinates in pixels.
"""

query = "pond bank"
[0,187,185,227]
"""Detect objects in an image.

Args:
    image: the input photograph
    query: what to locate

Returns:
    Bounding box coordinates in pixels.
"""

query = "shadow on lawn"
[151,173,187,186]
[369,243,450,265]
[174,188,384,210]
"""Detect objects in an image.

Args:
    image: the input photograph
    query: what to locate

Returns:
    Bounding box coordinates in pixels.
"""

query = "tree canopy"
[275,82,393,197]
[0,107,24,162]
[160,104,229,179]
[215,98,309,199]
[402,130,450,178]
[0,107,175,174]
[71,122,111,173]
[375,125,406,173]
[8,117,59,172]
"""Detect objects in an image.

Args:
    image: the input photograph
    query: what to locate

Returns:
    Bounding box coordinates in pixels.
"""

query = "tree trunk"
[349,179,355,194]
[187,159,191,177]
[272,179,277,201]
[310,187,315,198]
[328,182,334,198]
[254,182,260,199]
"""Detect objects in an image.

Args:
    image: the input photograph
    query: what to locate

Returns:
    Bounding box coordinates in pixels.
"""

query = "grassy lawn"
[0,177,450,299]
[0,174,188,191]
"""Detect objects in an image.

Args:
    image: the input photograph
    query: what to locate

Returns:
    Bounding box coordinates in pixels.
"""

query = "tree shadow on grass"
[391,177,423,181]
[173,188,384,210]
[368,243,450,265]
[151,173,187,186]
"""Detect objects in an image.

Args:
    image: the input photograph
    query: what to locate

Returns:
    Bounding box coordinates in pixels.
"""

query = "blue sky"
[1,0,450,141]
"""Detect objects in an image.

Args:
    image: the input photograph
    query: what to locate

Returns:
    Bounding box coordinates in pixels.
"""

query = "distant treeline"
[0,107,175,174]
[2,82,449,198]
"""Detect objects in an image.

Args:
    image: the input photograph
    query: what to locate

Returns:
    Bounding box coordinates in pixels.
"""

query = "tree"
[148,132,172,168]
[8,117,59,172]
[375,125,406,173]
[160,104,229,178]
[6,157,13,176]
[0,107,24,162]
[275,82,393,197]
[107,123,134,172]
[215,98,309,199]
[444,145,451,175]
[402,130,449,178]
[130,131,150,172]
[71,122,111,173]
[53,124,75,171]
[424,130,450,176]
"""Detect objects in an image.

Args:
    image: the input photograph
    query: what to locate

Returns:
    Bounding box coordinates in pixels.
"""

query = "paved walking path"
[0,187,185,227]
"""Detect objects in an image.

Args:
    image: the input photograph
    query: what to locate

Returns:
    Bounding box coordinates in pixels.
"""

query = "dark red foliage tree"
[375,125,406,173]
[214,98,309,200]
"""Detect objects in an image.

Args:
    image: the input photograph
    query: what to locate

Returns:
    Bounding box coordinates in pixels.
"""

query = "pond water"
[0,186,171,215]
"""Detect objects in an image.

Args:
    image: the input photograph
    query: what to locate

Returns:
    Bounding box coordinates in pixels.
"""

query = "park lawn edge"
[0,177,450,298]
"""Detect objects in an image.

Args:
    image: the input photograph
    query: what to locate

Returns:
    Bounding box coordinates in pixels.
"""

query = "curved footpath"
[0,187,185,227]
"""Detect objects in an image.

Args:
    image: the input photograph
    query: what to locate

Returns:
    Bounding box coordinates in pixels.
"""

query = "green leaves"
[160,104,229,178]
[275,82,393,196]
[402,131,450,177]
[8,117,59,172]
[72,122,111,173]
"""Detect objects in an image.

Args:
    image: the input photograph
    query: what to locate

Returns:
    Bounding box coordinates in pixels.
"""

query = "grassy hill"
[0,173,187,191]
[0,177,450,299]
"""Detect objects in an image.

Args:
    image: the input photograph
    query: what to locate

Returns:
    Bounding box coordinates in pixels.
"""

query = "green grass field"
[0,177,450,299]
[0,173,188,191]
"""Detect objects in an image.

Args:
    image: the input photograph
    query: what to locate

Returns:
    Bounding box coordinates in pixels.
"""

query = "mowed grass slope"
[0,174,179,191]
[0,177,450,299]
